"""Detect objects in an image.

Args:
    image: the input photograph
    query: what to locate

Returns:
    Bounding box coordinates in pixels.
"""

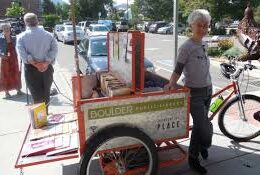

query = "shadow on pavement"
[3,93,32,104]
[62,163,79,175]
[49,96,73,106]
[61,138,260,175]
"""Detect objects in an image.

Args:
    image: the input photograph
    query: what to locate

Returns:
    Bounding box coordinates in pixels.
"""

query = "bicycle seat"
[220,63,236,79]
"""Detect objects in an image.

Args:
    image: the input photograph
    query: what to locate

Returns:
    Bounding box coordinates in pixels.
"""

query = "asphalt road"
[56,33,260,93]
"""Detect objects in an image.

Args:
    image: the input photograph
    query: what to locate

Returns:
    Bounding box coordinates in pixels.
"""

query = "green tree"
[43,14,60,29]
[55,2,70,20]
[136,0,173,21]
[254,5,260,26]
[5,2,25,17]
[77,0,113,20]
[107,6,120,21]
[42,0,56,14]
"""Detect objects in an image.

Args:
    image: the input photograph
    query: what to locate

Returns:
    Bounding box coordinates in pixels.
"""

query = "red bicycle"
[211,59,260,142]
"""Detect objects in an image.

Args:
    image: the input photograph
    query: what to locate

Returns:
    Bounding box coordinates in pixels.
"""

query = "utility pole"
[126,0,129,21]
[173,0,178,67]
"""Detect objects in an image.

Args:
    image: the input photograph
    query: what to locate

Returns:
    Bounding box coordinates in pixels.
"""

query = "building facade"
[0,0,41,17]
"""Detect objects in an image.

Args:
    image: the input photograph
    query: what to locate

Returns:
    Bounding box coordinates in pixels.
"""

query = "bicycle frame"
[209,81,239,121]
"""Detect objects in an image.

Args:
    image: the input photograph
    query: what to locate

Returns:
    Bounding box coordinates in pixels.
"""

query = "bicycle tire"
[79,123,159,175]
[218,94,260,142]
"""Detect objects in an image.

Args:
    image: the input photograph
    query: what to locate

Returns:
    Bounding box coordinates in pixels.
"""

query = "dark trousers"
[188,86,213,158]
[24,64,54,112]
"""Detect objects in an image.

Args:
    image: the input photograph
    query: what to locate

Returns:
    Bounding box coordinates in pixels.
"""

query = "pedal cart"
[15,30,190,175]
[15,10,190,173]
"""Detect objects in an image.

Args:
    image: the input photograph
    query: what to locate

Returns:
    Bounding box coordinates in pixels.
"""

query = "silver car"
[56,25,84,44]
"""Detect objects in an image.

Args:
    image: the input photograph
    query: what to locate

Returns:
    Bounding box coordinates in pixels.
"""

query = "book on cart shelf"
[30,120,78,141]
[46,133,78,156]
[21,136,56,157]
[28,102,47,129]
[21,133,78,157]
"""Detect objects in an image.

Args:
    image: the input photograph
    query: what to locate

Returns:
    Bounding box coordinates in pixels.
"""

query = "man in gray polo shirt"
[165,9,213,174]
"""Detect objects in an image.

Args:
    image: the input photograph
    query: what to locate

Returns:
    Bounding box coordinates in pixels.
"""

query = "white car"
[56,25,84,44]
[158,23,185,34]
[85,24,109,37]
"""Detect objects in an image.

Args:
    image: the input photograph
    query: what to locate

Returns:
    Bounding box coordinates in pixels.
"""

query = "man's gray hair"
[0,23,11,30]
[187,9,211,25]
[24,13,38,27]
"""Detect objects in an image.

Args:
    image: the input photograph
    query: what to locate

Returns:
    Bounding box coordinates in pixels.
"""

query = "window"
[90,39,107,56]
[93,26,109,32]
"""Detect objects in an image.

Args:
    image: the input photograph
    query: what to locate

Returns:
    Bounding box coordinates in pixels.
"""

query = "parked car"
[85,24,110,37]
[53,24,63,39]
[157,23,185,34]
[98,19,113,31]
[78,35,155,74]
[56,25,84,44]
[136,23,145,31]
[148,21,167,33]
[116,20,129,32]
[157,23,173,34]
[78,20,97,32]
[144,21,153,33]
[10,22,22,35]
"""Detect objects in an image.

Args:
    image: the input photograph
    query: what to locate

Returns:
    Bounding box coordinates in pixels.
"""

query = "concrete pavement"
[1,62,260,175]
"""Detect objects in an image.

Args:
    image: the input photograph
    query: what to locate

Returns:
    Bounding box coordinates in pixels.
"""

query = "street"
[56,33,260,94]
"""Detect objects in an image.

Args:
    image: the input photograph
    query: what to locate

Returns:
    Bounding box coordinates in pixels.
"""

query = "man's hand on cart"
[164,83,183,91]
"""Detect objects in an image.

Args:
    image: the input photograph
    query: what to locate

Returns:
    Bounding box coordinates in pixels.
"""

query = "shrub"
[211,27,226,35]
[207,47,223,57]
[43,14,60,30]
[229,29,237,35]
[182,27,192,37]
[218,39,234,51]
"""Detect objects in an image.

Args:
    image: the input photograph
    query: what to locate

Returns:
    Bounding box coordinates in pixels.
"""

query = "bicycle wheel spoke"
[219,95,260,141]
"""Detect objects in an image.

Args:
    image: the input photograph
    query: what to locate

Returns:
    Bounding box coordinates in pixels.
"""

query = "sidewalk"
[1,63,260,175]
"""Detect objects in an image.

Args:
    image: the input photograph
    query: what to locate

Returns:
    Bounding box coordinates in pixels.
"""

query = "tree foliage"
[132,0,173,21]
[43,14,60,29]
[42,0,56,15]
[55,2,70,20]
[255,5,260,26]
[77,0,113,20]
[131,0,260,25]
[5,2,25,17]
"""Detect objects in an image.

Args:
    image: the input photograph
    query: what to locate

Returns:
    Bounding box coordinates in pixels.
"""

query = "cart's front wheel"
[79,124,158,175]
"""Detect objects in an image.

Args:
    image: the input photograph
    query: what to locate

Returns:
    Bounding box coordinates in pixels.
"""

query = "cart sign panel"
[82,92,189,149]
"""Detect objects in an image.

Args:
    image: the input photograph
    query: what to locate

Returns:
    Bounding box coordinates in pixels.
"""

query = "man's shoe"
[188,157,207,174]
[201,149,208,160]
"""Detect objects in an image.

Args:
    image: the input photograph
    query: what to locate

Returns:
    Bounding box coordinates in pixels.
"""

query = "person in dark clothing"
[16,13,58,113]
[164,9,213,174]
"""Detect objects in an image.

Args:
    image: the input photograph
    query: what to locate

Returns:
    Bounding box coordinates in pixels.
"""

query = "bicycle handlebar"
[230,61,254,79]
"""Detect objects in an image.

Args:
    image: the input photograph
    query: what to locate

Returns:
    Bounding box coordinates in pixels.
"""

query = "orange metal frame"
[73,84,190,173]
[208,81,237,121]
[15,31,191,173]
[73,31,192,173]
[15,124,79,168]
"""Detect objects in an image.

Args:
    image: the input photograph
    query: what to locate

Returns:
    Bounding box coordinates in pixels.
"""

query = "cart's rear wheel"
[79,124,158,175]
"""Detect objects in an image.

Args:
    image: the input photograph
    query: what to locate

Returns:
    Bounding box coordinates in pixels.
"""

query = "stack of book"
[100,73,131,97]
